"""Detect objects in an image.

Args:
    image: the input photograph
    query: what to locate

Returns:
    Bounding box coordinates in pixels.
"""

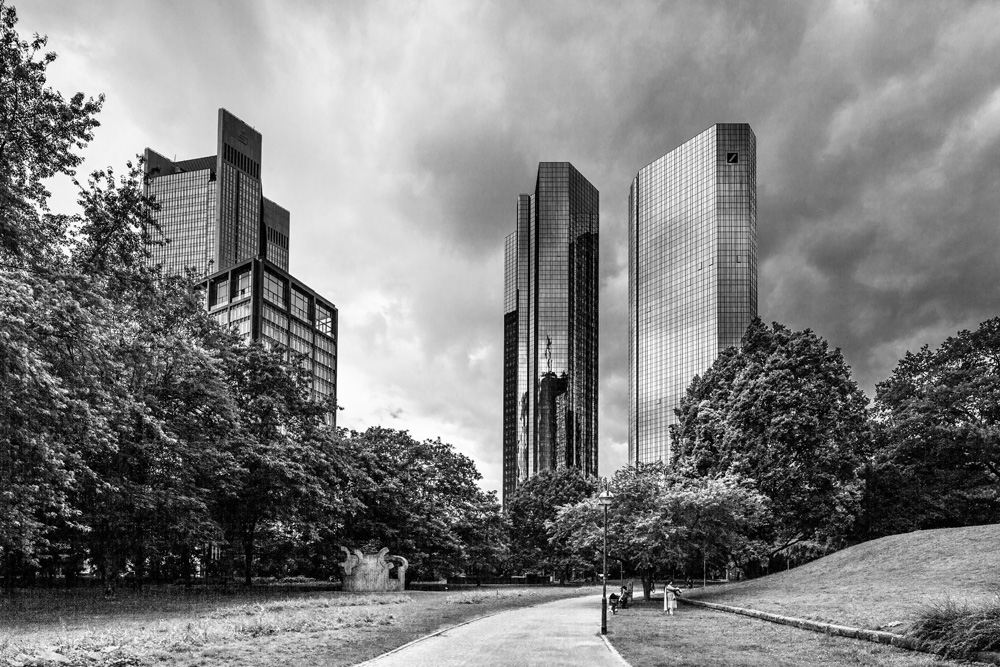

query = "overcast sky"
[17,0,1000,496]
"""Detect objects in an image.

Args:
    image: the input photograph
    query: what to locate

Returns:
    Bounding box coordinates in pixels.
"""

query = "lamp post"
[598,486,615,635]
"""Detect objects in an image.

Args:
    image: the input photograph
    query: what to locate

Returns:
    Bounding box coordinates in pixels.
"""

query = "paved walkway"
[361,594,627,667]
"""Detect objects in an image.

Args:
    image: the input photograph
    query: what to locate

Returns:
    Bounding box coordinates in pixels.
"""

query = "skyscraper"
[144,109,337,422]
[628,124,757,464]
[503,162,599,504]
[145,109,289,278]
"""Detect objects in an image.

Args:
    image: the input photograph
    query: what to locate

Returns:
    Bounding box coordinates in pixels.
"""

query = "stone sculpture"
[339,546,408,592]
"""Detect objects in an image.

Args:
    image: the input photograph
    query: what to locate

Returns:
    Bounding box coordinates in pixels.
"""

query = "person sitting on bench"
[618,584,631,609]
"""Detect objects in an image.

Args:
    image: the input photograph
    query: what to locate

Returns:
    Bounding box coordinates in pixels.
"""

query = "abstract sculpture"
[339,546,408,592]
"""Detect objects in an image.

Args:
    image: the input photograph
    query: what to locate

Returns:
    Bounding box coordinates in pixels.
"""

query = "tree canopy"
[671,318,870,565]
[338,427,504,581]
[547,462,766,597]
[867,317,1000,534]
[504,466,598,578]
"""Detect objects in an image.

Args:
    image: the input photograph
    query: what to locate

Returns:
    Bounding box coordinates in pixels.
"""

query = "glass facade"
[503,163,599,504]
[628,124,757,465]
[263,198,290,272]
[145,152,217,277]
[146,109,288,277]
[147,109,339,425]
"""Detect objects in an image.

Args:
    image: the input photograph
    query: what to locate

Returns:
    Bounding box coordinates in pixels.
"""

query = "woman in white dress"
[663,580,682,615]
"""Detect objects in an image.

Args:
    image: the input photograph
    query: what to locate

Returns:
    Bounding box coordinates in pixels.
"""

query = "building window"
[263,269,286,308]
[316,303,333,336]
[263,303,287,329]
[315,334,334,354]
[291,288,311,322]
[230,300,251,322]
[209,277,229,309]
[233,269,252,301]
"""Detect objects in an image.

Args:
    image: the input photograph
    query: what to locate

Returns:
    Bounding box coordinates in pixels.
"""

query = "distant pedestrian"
[663,580,682,615]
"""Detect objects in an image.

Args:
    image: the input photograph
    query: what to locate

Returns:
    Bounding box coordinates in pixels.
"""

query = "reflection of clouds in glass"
[630,124,757,465]
[503,163,599,503]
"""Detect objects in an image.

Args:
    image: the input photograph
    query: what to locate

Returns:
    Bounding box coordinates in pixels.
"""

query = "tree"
[869,317,1000,534]
[672,318,870,567]
[548,462,767,598]
[504,467,599,579]
[214,342,345,585]
[340,427,501,582]
[0,0,106,581]
[0,0,103,261]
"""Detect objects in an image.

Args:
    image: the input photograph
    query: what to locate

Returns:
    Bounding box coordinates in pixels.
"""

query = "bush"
[909,596,1000,660]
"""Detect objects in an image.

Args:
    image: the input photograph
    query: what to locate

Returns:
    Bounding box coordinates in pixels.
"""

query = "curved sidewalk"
[360,593,629,667]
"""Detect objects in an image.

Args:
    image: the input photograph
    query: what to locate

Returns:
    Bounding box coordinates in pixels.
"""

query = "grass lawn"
[607,597,955,667]
[609,525,1000,666]
[1,583,592,667]
[684,524,1000,633]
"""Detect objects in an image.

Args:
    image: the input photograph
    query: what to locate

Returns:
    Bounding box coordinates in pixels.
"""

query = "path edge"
[679,598,1000,665]
[600,632,634,667]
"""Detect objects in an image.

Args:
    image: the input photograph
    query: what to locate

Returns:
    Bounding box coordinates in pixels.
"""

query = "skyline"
[16,1,1000,495]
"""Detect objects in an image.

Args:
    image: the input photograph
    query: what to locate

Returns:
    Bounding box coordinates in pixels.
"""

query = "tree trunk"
[182,545,192,588]
[243,530,255,586]
[134,544,145,591]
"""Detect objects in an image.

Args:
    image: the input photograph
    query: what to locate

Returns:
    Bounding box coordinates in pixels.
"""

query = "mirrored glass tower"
[503,163,599,503]
[629,124,757,464]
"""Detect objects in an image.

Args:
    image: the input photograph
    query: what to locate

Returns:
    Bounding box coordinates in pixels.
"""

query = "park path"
[360,593,628,667]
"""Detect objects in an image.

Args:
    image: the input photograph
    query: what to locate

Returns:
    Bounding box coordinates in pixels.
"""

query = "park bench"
[608,586,631,614]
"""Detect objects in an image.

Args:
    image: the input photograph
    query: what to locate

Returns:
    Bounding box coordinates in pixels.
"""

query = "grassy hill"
[685,524,1000,632]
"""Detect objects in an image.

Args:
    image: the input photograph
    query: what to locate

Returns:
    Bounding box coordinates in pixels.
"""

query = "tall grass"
[0,592,409,666]
[908,596,1000,660]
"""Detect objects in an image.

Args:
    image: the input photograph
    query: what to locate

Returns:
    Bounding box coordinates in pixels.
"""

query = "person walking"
[663,580,682,615]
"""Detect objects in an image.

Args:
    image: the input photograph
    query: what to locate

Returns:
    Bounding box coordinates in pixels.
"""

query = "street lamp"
[598,485,615,635]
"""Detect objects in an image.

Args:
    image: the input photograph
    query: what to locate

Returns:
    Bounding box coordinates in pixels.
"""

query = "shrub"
[909,596,1000,660]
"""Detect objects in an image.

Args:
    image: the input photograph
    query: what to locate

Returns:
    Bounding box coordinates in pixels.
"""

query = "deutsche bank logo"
[727,152,739,164]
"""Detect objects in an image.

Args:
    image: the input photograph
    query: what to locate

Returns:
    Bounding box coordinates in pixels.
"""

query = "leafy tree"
[868,317,1000,534]
[504,466,599,579]
[0,0,102,261]
[672,318,870,567]
[214,343,343,585]
[454,489,509,582]
[340,427,500,582]
[548,462,766,598]
[0,0,106,580]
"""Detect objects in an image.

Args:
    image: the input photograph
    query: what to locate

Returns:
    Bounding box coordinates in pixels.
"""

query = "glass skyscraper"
[503,163,599,503]
[144,109,337,422]
[145,109,289,277]
[628,124,757,464]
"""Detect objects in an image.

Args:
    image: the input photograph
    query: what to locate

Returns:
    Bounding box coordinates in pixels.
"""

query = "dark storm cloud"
[411,125,532,255]
[756,1,1000,392]
[16,0,1000,490]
